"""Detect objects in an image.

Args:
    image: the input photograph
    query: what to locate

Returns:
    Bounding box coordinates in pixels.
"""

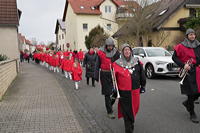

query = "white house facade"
[62,0,132,51]
[55,19,66,51]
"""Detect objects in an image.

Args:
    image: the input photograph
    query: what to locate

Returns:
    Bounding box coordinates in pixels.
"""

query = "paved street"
[1,62,200,133]
[56,63,200,133]
[0,63,83,133]
[56,66,200,133]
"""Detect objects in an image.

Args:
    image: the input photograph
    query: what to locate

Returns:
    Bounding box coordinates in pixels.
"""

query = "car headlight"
[155,61,168,65]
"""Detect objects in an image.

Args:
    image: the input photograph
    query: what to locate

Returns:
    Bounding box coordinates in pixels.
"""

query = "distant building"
[55,19,66,51]
[0,0,21,59]
[113,0,200,48]
[61,0,139,50]
[18,34,36,53]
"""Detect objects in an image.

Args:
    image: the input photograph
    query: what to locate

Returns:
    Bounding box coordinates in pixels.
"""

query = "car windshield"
[145,48,171,57]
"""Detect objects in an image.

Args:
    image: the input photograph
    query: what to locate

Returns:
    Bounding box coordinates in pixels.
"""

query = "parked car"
[132,47,179,79]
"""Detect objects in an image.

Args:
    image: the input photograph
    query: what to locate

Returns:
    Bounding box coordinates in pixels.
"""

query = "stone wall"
[0,59,18,100]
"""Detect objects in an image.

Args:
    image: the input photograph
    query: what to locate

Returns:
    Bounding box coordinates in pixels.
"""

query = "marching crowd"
[32,49,84,90]
[28,39,146,133]
[19,28,200,133]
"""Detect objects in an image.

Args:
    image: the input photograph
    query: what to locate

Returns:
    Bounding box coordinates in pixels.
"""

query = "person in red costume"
[113,43,146,133]
[61,55,73,79]
[71,58,82,90]
[48,51,54,71]
[172,28,200,123]
[78,49,84,65]
[95,37,120,119]
[53,52,60,73]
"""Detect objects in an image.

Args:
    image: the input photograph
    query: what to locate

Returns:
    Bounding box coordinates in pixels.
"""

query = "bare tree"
[117,0,161,47]
[153,30,170,47]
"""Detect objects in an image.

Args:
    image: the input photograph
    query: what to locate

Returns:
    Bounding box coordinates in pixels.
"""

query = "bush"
[0,54,8,61]
[85,25,109,49]
[184,17,200,41]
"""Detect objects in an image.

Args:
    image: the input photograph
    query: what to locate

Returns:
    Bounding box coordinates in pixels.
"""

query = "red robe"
[51,55,60,67]
[97,50,112,70]
[78,51,84,61]
[113,63,140,119]
[71,63,82,81]
[64,51,70,57]
[174,44,200,93]
[48,55,53,66]
[61,59,73,72]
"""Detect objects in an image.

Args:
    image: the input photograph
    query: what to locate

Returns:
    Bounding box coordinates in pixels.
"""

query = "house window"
[59,35,61,40]
[83,23,88,31]
[190,8,196,17]
[107,24,111,30]
[105,6,111,13]
[62,34,64,39]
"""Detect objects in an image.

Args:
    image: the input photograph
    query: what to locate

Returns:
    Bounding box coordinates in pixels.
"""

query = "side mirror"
[139,54,145,58]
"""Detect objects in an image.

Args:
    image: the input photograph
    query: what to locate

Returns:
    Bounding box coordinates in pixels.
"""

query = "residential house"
[115,0,140,29]
[18,34,36,53]
[62,0,138,50]
[18,33,26,51]
[55,19,66,51]
[113,0,200,49]
[0,0,21,59]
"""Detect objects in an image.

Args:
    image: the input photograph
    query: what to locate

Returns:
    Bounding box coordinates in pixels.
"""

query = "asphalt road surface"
[55,69,200,133]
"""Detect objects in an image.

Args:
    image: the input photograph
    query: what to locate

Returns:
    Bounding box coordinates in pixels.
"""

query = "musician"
[172,28,200,123]
[113,43,146,133]
[95,37,120,119]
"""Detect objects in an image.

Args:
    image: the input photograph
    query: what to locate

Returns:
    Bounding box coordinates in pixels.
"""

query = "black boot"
[190,112,199,123]
[86,77,89,85]
[182,101,190,112]
[92,84,95,87]
[92,78,95,87]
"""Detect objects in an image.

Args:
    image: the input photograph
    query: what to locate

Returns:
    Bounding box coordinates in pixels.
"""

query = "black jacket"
[83,52,98,78]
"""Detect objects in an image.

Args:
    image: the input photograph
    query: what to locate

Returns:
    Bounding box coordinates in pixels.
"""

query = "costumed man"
[113,44,146,133]
[172,28,200,123]
[95,37,120,119]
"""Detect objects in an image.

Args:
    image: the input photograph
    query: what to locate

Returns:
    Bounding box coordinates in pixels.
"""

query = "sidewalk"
[0,63,83,133]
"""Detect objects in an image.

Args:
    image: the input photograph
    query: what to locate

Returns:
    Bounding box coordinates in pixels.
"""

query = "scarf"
[99,45,117,58]
[115,54,139,69]
[181,38,200,48]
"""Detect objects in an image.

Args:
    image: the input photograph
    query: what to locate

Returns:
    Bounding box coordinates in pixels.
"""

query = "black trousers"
[27,58,30,63]
[87,77,95,86]
[185,94,200,114]
[123,117,134,133]
[105,94,116,114]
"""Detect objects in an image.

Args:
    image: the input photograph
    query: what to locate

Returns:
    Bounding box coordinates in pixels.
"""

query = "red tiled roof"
[0,0,19,26]
[63,0,134,20]
[69,0,103,15]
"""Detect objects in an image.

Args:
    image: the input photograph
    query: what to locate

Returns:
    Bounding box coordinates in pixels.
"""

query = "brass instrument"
[179,58,193,85]
[110,65,120,99]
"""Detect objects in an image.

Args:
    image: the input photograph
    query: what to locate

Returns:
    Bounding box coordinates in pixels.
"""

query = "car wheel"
[145,64,155,79]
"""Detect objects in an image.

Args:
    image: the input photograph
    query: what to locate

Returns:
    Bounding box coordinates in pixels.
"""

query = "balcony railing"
[116,13,134,19]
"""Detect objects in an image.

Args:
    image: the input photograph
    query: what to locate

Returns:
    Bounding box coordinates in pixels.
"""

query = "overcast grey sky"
[17,0,66,44]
